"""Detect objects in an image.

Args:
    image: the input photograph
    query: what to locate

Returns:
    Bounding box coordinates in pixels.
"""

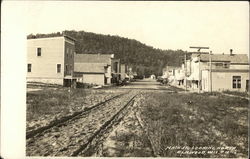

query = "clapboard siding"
[27,37,75,85]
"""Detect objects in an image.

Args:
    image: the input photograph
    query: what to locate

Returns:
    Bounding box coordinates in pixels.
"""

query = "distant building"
[187,50,249,92]
[162,66,184,85]
[27,35,76,86]
[111,58,121,83]
[120,64,128,80]
[127,67,136,79]
[74,54,121,85]
[162,66,182,77]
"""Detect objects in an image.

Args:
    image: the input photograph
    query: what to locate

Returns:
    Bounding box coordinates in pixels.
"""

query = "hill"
[27,30,187,77]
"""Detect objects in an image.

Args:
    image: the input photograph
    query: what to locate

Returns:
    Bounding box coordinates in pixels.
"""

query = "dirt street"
[121,78,170,90]
[26,79,248,157]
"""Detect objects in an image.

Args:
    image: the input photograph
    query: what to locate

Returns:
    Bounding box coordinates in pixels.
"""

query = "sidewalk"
[170,83,250,100]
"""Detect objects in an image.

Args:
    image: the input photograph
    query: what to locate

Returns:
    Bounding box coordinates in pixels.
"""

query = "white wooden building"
[27,35,76,86]
[74,54,121,86]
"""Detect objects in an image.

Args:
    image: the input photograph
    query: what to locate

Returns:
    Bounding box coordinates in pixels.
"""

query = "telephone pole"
[209,51,212,92]
[189,46,209,93]
[184,52,187,93]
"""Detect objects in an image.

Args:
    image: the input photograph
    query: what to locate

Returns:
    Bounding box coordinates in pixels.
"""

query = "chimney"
[230,49,233,55]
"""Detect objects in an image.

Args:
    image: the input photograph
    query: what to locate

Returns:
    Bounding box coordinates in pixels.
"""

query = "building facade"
[74,54,121,86]
[27,36,76,86]
[201,69,249,92]
[162,66,184,85]
[187,51,249,92]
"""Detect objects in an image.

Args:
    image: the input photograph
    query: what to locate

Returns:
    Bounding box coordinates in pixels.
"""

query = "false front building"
[187,50,249,92]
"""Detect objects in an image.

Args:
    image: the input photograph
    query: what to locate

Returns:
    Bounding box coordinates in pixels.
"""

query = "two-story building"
[74,54,121,86]
[27,35,76,86]
[187,50,249,92]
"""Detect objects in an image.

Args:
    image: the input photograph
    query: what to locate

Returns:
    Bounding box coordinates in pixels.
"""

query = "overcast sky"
[2,1,249,54]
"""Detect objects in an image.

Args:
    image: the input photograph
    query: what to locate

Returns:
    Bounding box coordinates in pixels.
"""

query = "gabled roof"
[75,54,113,64]
[192,53,249,64]
[74,63,107,73]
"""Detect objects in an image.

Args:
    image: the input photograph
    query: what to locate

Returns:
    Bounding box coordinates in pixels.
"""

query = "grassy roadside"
[26,85,124,131]
[26,88,86,121]
[139,92,248,158]
[222,90,249,98]
[168,85,186,92]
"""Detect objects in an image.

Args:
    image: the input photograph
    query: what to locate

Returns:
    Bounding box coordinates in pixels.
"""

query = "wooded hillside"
[27,30,187,76]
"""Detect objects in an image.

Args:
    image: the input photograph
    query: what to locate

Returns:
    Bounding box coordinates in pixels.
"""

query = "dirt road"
[121,78,169,90]
[26,79,248,157]
[26,79,171,157]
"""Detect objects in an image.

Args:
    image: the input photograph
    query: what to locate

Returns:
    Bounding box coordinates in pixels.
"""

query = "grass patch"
[26,88,87,121]
[168,85,186,92]
[27,82,63,88]
[26,87,122,124]
[222,90,249,98]
[140,92,248,158]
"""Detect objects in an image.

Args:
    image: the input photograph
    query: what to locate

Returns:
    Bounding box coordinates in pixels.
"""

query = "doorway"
[246,80,249,92]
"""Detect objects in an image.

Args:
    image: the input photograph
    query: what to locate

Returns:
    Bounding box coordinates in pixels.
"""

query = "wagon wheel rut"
[26,91,138,156]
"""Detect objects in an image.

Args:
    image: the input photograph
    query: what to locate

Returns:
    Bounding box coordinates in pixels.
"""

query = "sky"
[2,1,249,54]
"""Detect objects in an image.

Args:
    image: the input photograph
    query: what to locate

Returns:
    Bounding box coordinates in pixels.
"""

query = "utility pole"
[184,52,187,93]
[198,53,201,93]
[209,51,212,92]
[189,46,209,93]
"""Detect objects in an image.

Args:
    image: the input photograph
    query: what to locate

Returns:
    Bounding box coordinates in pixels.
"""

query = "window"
[71,50,74,58]
[223,63,229,68]
[114,62,118,73]
[37,48,41,56]
[232,76,241,88]
[69,49,71,59]
[57,64,61,73]
[27,64,32,72]
[65,65,68,74]
[215,63,223,67]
